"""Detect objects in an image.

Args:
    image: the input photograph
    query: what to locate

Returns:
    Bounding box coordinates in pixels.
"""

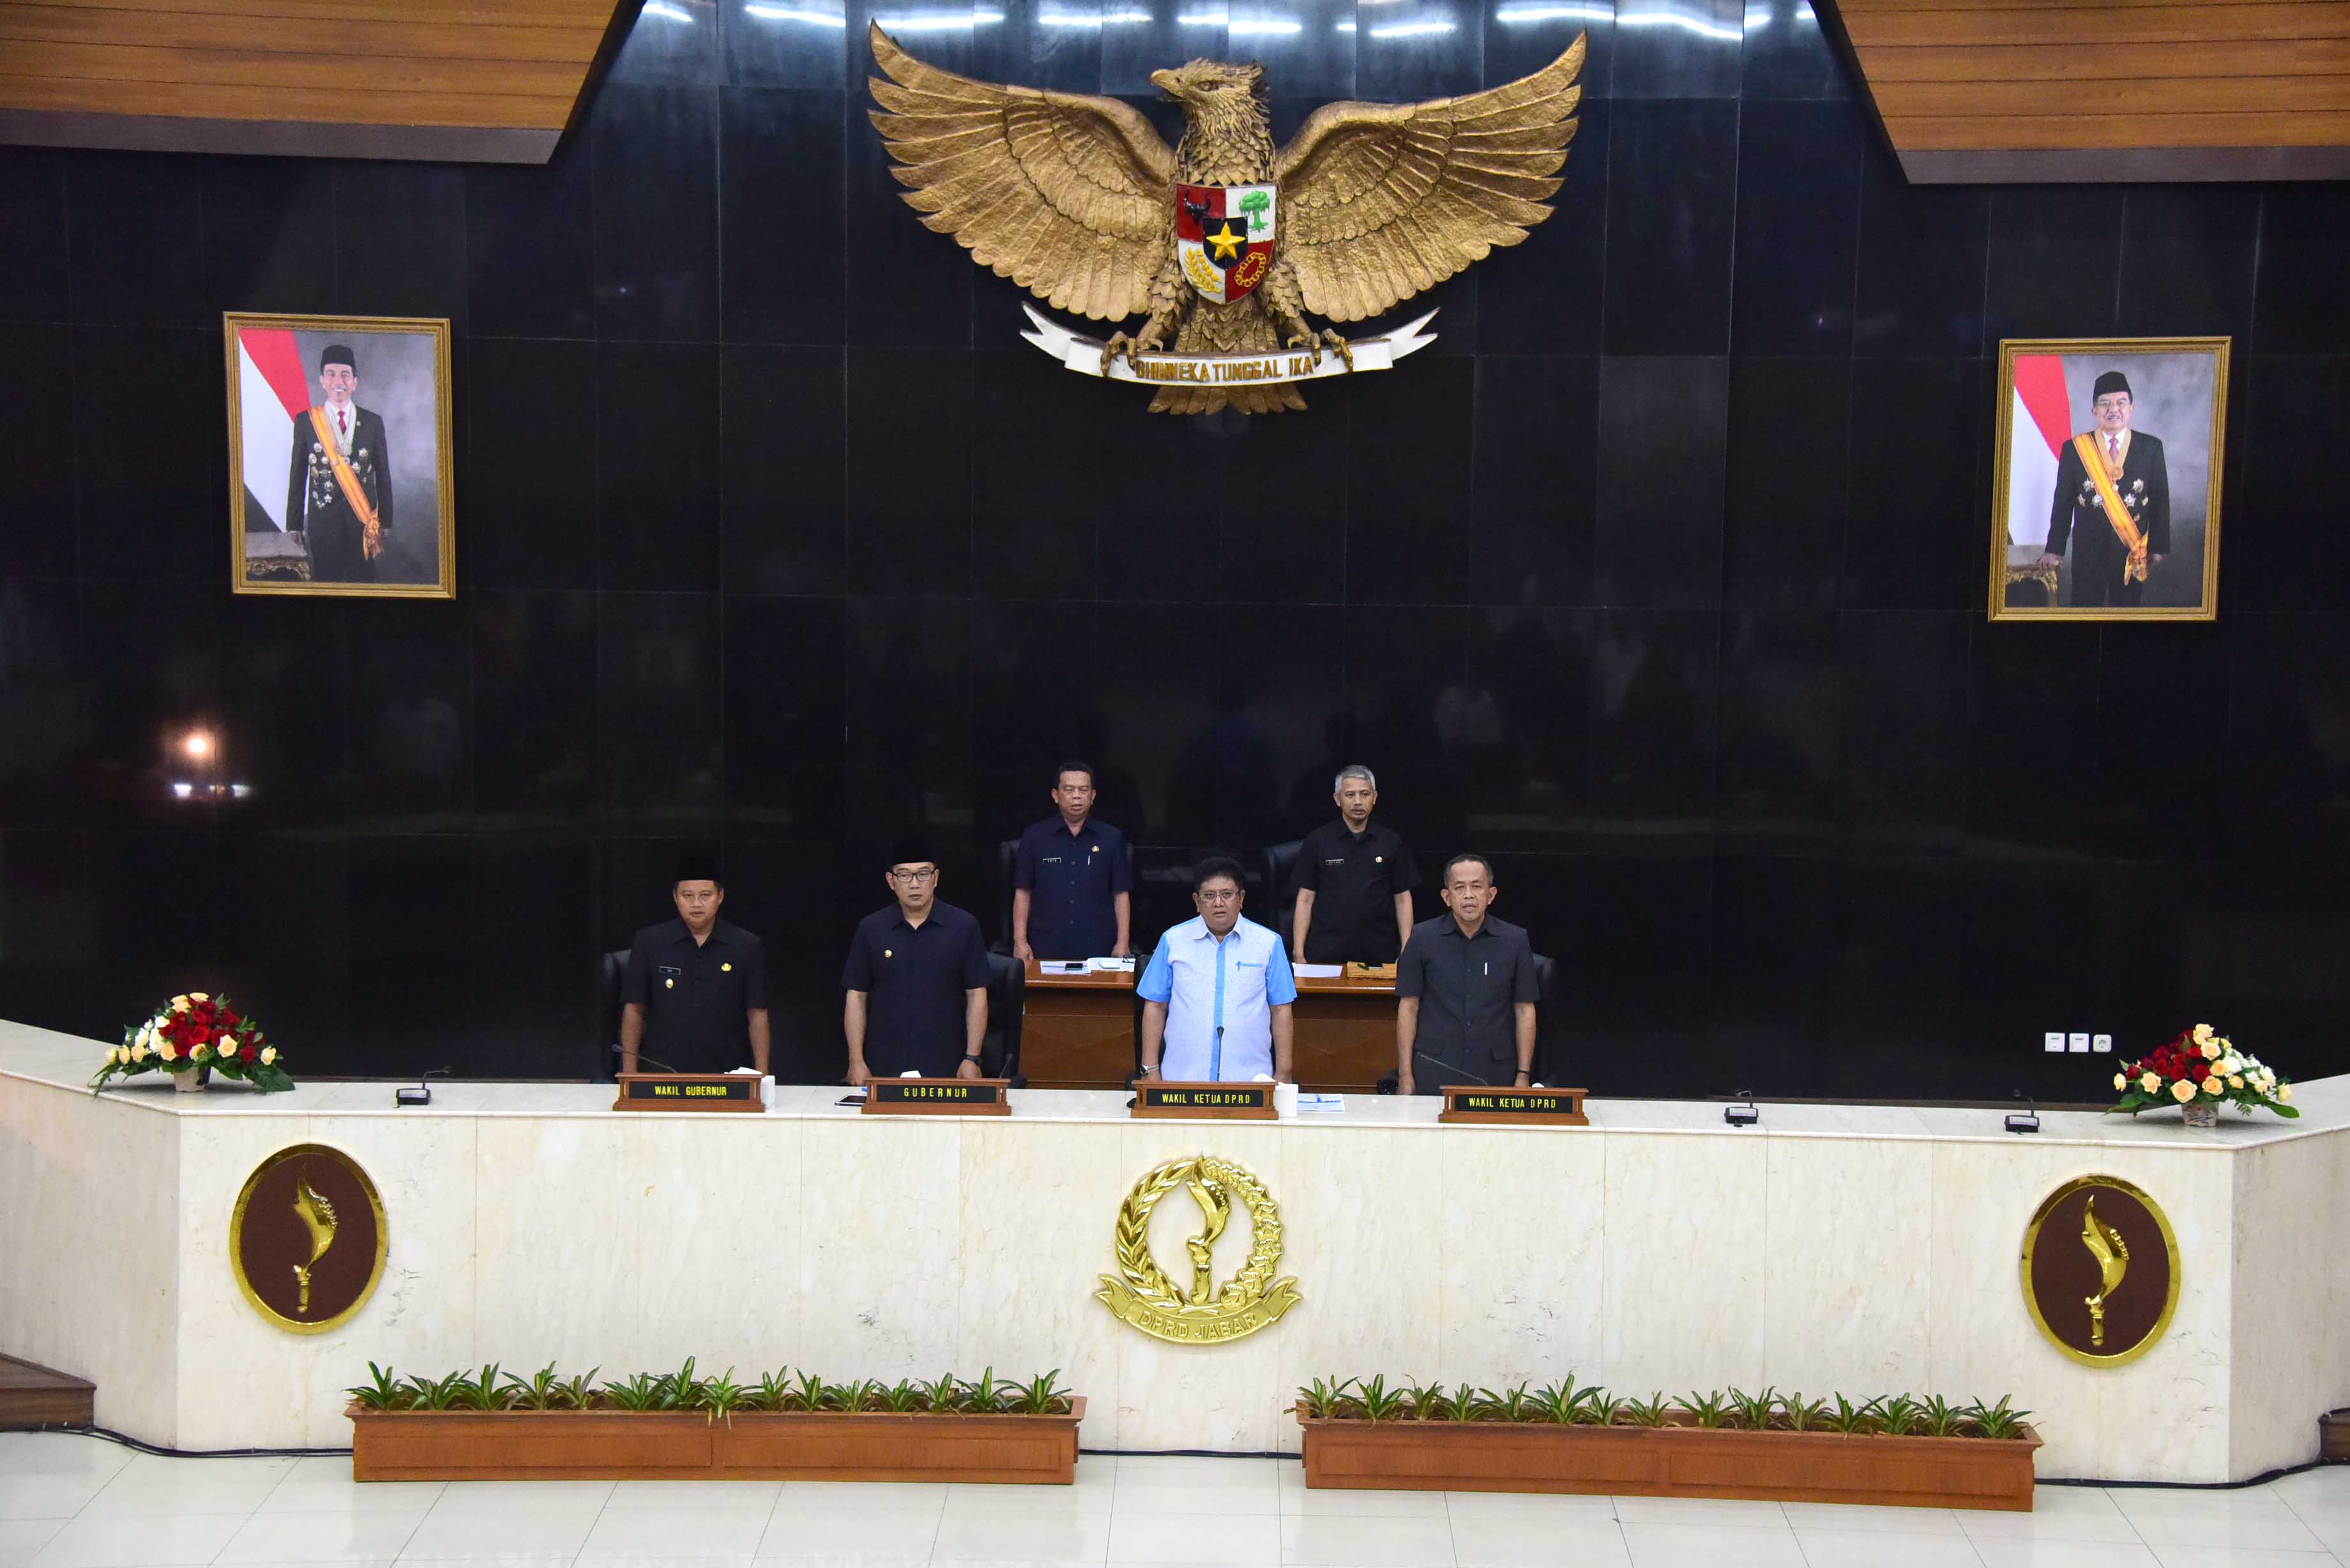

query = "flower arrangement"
[2109,1023,2294,1120]
[89,991,292,1093]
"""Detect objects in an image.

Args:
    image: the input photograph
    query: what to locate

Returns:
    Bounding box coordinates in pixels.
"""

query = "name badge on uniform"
[658,962,681,990]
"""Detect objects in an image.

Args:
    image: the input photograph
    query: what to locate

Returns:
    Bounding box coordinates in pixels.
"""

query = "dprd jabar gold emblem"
[1097,1156,1300,1344]
[230,1143,387,1334]
[2020,1175,2179,1368]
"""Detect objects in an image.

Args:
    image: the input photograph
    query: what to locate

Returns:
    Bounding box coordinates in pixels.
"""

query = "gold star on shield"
[1206,222,1243,261]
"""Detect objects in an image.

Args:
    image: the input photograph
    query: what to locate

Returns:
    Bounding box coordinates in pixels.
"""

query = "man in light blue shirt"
[1137,856,1297,1082]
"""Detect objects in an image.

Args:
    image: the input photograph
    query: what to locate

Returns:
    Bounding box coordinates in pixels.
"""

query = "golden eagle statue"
[868,24,1584,414]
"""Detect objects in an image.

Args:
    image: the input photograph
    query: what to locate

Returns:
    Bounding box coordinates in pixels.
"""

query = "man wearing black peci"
[843,839,992,1085]
[620,857,771,1075]
[1394,853,1539,1096]
[284,342,394,584]
[2036,370,2171,610]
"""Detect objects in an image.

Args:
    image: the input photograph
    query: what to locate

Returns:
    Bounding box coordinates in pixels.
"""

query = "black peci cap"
[887,836,937,871]
[674,854,721,887]
[320,343,357,372]
[2093,370,2131,402]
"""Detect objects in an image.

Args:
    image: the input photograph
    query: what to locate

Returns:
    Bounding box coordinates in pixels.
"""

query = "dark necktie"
[338,409,348,437]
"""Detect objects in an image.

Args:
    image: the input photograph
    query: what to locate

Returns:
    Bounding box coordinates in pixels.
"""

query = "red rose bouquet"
[2110,1023,2293,1120]
[89,991,293,1093]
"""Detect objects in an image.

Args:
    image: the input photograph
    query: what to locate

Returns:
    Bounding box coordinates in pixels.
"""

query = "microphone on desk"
[395,1067,450,1108]
[609,1043,686,1075]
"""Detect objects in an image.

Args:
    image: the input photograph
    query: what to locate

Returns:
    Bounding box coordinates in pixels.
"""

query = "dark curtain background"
[2,0,2346,1099]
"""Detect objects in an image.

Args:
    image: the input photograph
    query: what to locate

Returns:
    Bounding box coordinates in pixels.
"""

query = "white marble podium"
[4,1017,2346,1483]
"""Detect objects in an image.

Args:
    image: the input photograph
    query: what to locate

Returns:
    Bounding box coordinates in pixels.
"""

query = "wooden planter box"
[1296,1409,2040,1512]
[349,1398,1084,1484]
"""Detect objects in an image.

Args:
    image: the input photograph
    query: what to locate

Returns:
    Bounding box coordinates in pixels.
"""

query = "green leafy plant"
[1821,1394,1876,1435]
[1964,1396,2032,1440]
[1683,1391,1731,1429]
[1299,1376,1356,1420]
[347,1362,408,1411]
[1531,1377,1608,1426]
[599,1373,665,1412]
[922,1371,966,1414]
[784,1370,828,1413]
[1778,1392,1826,1433]
[1010,1371,1070,1415]
[554,1368,599,1412]
[404,1370,469,1412]
[823,1378,881,1413]
[1616,1391,1674,1428]
[1409,1380,1464,1421]
[501,1362,565,1412]
[1471,1382,1533,1423]
[960,1368,1008,1415]
[1725,1387,1777,1431]
[695,1367,747,1424]
[748,1369,791,1413]
[872,1379,923,1414]
[448,1363,506,1412]
[1876,1396,1922,1438]
[1355,1374,1412,1422]
[1916,1395,1968,1438]
[651,1357,703,1412]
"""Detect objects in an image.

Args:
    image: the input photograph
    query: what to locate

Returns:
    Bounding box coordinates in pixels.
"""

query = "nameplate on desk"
[861,1078,1010,1115]
[1132,1082,1276,1119]
[612,1074,763,1112]
[1438,1085,1589,1125]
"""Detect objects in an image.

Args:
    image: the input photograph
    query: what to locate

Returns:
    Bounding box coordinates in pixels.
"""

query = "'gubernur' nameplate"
[1439,1085,1589,1126]
[862,1078,1011,1115]
[1131,1082,1277,1119]
[612,1073,764,1112]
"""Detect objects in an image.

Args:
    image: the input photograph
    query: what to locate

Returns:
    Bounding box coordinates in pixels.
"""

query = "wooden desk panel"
[1020,961,1397,1092]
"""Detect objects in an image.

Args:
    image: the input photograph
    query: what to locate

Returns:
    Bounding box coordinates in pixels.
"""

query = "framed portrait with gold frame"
[1989,336,2228,622]
[224,312,455,598]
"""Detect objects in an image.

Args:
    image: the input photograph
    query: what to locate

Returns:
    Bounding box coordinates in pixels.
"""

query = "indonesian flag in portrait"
[2006,354,2073,555]
[236,328,314,531]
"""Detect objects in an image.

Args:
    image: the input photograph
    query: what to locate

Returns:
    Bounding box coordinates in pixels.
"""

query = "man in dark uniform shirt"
[2036,370,2170,610]
[620,857,771,1074]
[1012,761,1133,962]
[1395,853,1540,1095]
[1292,765,1420,966]
[844,839,993,1083]
[284,342,394,585]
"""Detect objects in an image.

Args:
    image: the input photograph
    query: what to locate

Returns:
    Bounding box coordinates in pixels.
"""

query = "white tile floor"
[6,1433,2350,1568]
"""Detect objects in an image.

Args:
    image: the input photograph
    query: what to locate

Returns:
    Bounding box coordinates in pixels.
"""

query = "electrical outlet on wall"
[2069,1033,2091,1053]
[2093,1034,2112,1053]
[2045,1032,2067,1053]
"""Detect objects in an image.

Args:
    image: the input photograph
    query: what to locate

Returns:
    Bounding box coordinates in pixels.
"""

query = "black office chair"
[982,952,1027,1085]
[1262,839,1304,949]
[596,949,632,1082]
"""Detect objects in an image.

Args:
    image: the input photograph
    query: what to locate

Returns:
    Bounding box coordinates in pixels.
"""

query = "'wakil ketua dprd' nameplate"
[862,1078,1011,1115]
[1439,1085,1589,1125]
[1132,1082,1277,1119]
[612,1073,764,1112]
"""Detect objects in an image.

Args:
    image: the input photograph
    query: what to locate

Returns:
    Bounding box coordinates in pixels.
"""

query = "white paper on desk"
[1292,963,1345,979]
[1086,956,1136,972]
[1296,1094,1344,1114]
[1040,960,1088,975]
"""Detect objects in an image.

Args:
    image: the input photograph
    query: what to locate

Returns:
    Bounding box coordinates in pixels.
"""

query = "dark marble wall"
[3,0,2347,1099]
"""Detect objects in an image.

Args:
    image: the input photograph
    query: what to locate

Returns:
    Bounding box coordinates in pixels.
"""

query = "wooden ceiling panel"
[1822,0,2350,182]
[0,0,634,163]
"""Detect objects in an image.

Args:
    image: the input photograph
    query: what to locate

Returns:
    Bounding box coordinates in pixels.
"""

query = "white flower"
[2171,1080,2197,1103]
[157,1041,177,1061]
[2201,1040,2224,1061]
[2141,1072,2162,1094]
[2114,1073,2128,1092]
[188,992,209,1002]
[2192,1023,2213,1044]
[2203,1074,2224,1096]
[2279,1084,2294,1104]
[259,1046,277,1066]
[2229,1074,2244,1089]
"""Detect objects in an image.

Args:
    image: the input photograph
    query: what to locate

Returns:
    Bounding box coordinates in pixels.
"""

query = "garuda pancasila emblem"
[868,24,1584,415]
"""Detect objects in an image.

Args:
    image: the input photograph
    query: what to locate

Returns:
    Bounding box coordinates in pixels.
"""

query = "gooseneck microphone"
[609,1043,685,1075]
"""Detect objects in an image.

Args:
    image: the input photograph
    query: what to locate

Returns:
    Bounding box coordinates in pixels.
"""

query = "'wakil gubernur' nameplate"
[862,1078,1011,1115]
[612,1073,764,1112]
[1132,1082,1277,1119]
[1439,1085,1589,1126]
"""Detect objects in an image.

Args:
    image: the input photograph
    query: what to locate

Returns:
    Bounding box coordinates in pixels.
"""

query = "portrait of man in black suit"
[285,342,395,585]
[2036,370,2171,610]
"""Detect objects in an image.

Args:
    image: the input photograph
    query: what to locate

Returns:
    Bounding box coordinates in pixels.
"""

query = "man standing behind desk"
[1139,857,1297,1083]
[1012,762,1133,962]
[1395,853,1538,1096]
[620,857,771,1075]
[844,840,992,1085]
[1293,765,1420,966]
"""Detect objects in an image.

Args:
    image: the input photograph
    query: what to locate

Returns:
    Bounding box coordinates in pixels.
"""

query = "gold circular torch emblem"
[1096,1155,1301,1345]
[229,1143,388,1334]
[2020,1174,2180,1368]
